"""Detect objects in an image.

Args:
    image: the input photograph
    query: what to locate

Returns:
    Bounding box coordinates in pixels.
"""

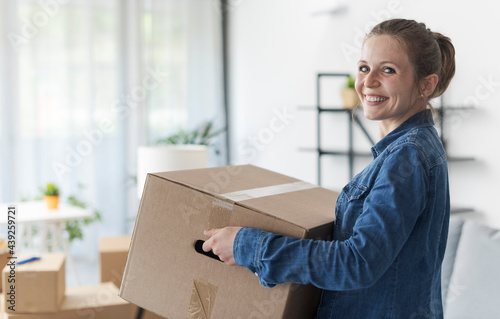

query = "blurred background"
[0,0,498,286]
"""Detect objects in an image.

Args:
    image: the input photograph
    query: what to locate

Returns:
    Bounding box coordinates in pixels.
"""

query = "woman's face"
[355,35,425,133]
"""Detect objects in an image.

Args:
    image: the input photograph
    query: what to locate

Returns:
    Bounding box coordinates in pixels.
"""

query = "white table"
[0,201,93,285]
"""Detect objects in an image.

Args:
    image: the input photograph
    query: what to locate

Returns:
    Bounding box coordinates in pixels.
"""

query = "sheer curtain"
[0,0,224,237]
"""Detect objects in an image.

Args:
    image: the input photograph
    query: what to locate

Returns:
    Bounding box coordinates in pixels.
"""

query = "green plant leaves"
[156,121,226,146]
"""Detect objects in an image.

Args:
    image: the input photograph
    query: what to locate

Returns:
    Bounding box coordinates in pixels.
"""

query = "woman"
[203,18,455,318]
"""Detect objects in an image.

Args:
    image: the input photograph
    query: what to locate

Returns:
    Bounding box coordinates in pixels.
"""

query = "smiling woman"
[357,19,455,137]
[203,18,456,319]
[356,34,435,136]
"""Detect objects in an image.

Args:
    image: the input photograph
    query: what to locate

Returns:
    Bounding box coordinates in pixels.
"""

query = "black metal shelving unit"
[299,73,376,184]
[434,98,476,163]
[435,98,476,214]
[300,73,476,214]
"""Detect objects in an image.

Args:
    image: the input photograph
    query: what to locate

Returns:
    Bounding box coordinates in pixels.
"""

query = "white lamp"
[137,145,208,198]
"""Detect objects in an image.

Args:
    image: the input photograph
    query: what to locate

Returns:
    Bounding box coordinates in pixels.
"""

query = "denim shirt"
[233,110,450,319]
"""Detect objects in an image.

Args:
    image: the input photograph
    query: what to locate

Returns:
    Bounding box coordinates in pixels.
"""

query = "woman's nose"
[365,72,380,88]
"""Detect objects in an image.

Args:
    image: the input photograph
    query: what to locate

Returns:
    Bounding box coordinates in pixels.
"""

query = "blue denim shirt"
[234,110,450,318]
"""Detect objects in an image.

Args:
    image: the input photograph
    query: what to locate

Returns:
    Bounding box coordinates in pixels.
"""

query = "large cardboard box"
[99,236,163,319]
[2,282,130,319]
[2,253,65,313]
[120,165,338,318]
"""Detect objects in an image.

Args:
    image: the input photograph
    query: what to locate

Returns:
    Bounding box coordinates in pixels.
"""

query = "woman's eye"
[383,67,396,74]
[359,66,369,73]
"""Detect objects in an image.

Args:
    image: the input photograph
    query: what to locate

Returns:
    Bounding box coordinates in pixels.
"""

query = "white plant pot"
[137,145,208,198]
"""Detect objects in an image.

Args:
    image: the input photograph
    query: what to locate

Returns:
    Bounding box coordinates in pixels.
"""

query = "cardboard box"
[2,253,65,313]
[2,282,130,319]
[120,165,338,319]
[100,235,132,289]
[0,252,10,293]
[99,236,163,319]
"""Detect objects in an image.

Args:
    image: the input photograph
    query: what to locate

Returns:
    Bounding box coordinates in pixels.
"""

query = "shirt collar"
[371,109,435,158]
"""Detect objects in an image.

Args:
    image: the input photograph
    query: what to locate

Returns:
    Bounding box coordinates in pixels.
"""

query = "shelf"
[448,156,475,162]
[299,147,372,158]
[298,106,356,113]
[301,75,477,214]
[318,72,350,77]
[435,105,475,111]
[450,206,475,214]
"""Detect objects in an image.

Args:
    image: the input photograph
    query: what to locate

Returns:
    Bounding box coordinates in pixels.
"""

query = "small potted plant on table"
[41,183,60,210]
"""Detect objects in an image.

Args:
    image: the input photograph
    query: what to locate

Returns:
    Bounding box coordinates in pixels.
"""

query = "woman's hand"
[203,227,242,266]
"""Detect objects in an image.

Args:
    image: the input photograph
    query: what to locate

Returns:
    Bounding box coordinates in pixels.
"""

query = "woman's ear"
[420,74,439,98]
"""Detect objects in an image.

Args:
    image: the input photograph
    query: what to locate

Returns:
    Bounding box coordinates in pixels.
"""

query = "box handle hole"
[194,240,222,262]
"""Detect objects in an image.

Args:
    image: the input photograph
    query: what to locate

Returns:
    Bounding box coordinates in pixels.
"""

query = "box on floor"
[99,236,163,319]
[2,253,65,313]
[120,165,338,319]
[100,235,132,289]
[0,252,10,293]
[2,282,129,319]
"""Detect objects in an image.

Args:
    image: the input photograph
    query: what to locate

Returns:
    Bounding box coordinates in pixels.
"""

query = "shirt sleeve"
[233,144,429,290]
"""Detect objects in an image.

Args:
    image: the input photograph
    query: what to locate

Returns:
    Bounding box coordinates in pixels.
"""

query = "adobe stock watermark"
[8,0,72,53]
[52,66,168,180]
[237,107,296,163]
[235,284,300,319]
[444,275,467,305]
[75,284,122,318]
[181,165,243,226]
[340,0,403,65]
[445,74,500,131]
[180,106,296,226]
[408,277,466,319]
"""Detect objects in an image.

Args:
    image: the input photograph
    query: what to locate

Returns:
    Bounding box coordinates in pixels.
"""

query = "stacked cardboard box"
[2,282,129,319]
[100,236,163,319]
[100,235,132,289]
[120,165,338,318]
[3,253,65,314]
[0,251,10,293]
[1,253,129,318]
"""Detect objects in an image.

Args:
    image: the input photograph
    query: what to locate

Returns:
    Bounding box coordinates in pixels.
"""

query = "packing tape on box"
[220,181,318,202]
[208,200,233,229]
[208,181,318,229]
[187,278,218,319]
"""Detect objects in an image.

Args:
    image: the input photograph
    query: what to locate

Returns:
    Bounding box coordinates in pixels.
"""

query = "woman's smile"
[364,94,389,104]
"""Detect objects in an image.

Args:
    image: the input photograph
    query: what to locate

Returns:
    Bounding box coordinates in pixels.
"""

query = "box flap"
[14,253,65,272]
[237,187,336,230]
[99,236,132,253]
[152,165,337,230]
[152,165,299,196]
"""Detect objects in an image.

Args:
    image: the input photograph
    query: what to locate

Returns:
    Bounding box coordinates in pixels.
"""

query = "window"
[0,0,224,235]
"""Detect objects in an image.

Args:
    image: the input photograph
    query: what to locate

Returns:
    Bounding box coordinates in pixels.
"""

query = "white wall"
[228,0,500,227]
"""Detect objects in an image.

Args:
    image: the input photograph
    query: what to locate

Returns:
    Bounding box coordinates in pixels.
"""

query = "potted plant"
[341,75,361,109]
[41,183,60,209]
[155,121,225,146]
[32,183,101,245]
[137,121,225,198]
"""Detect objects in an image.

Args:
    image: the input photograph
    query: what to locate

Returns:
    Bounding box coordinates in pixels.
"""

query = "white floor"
[66,252,100,288]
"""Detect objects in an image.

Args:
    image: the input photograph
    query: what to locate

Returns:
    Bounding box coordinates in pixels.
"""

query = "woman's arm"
[205,144,429,291]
